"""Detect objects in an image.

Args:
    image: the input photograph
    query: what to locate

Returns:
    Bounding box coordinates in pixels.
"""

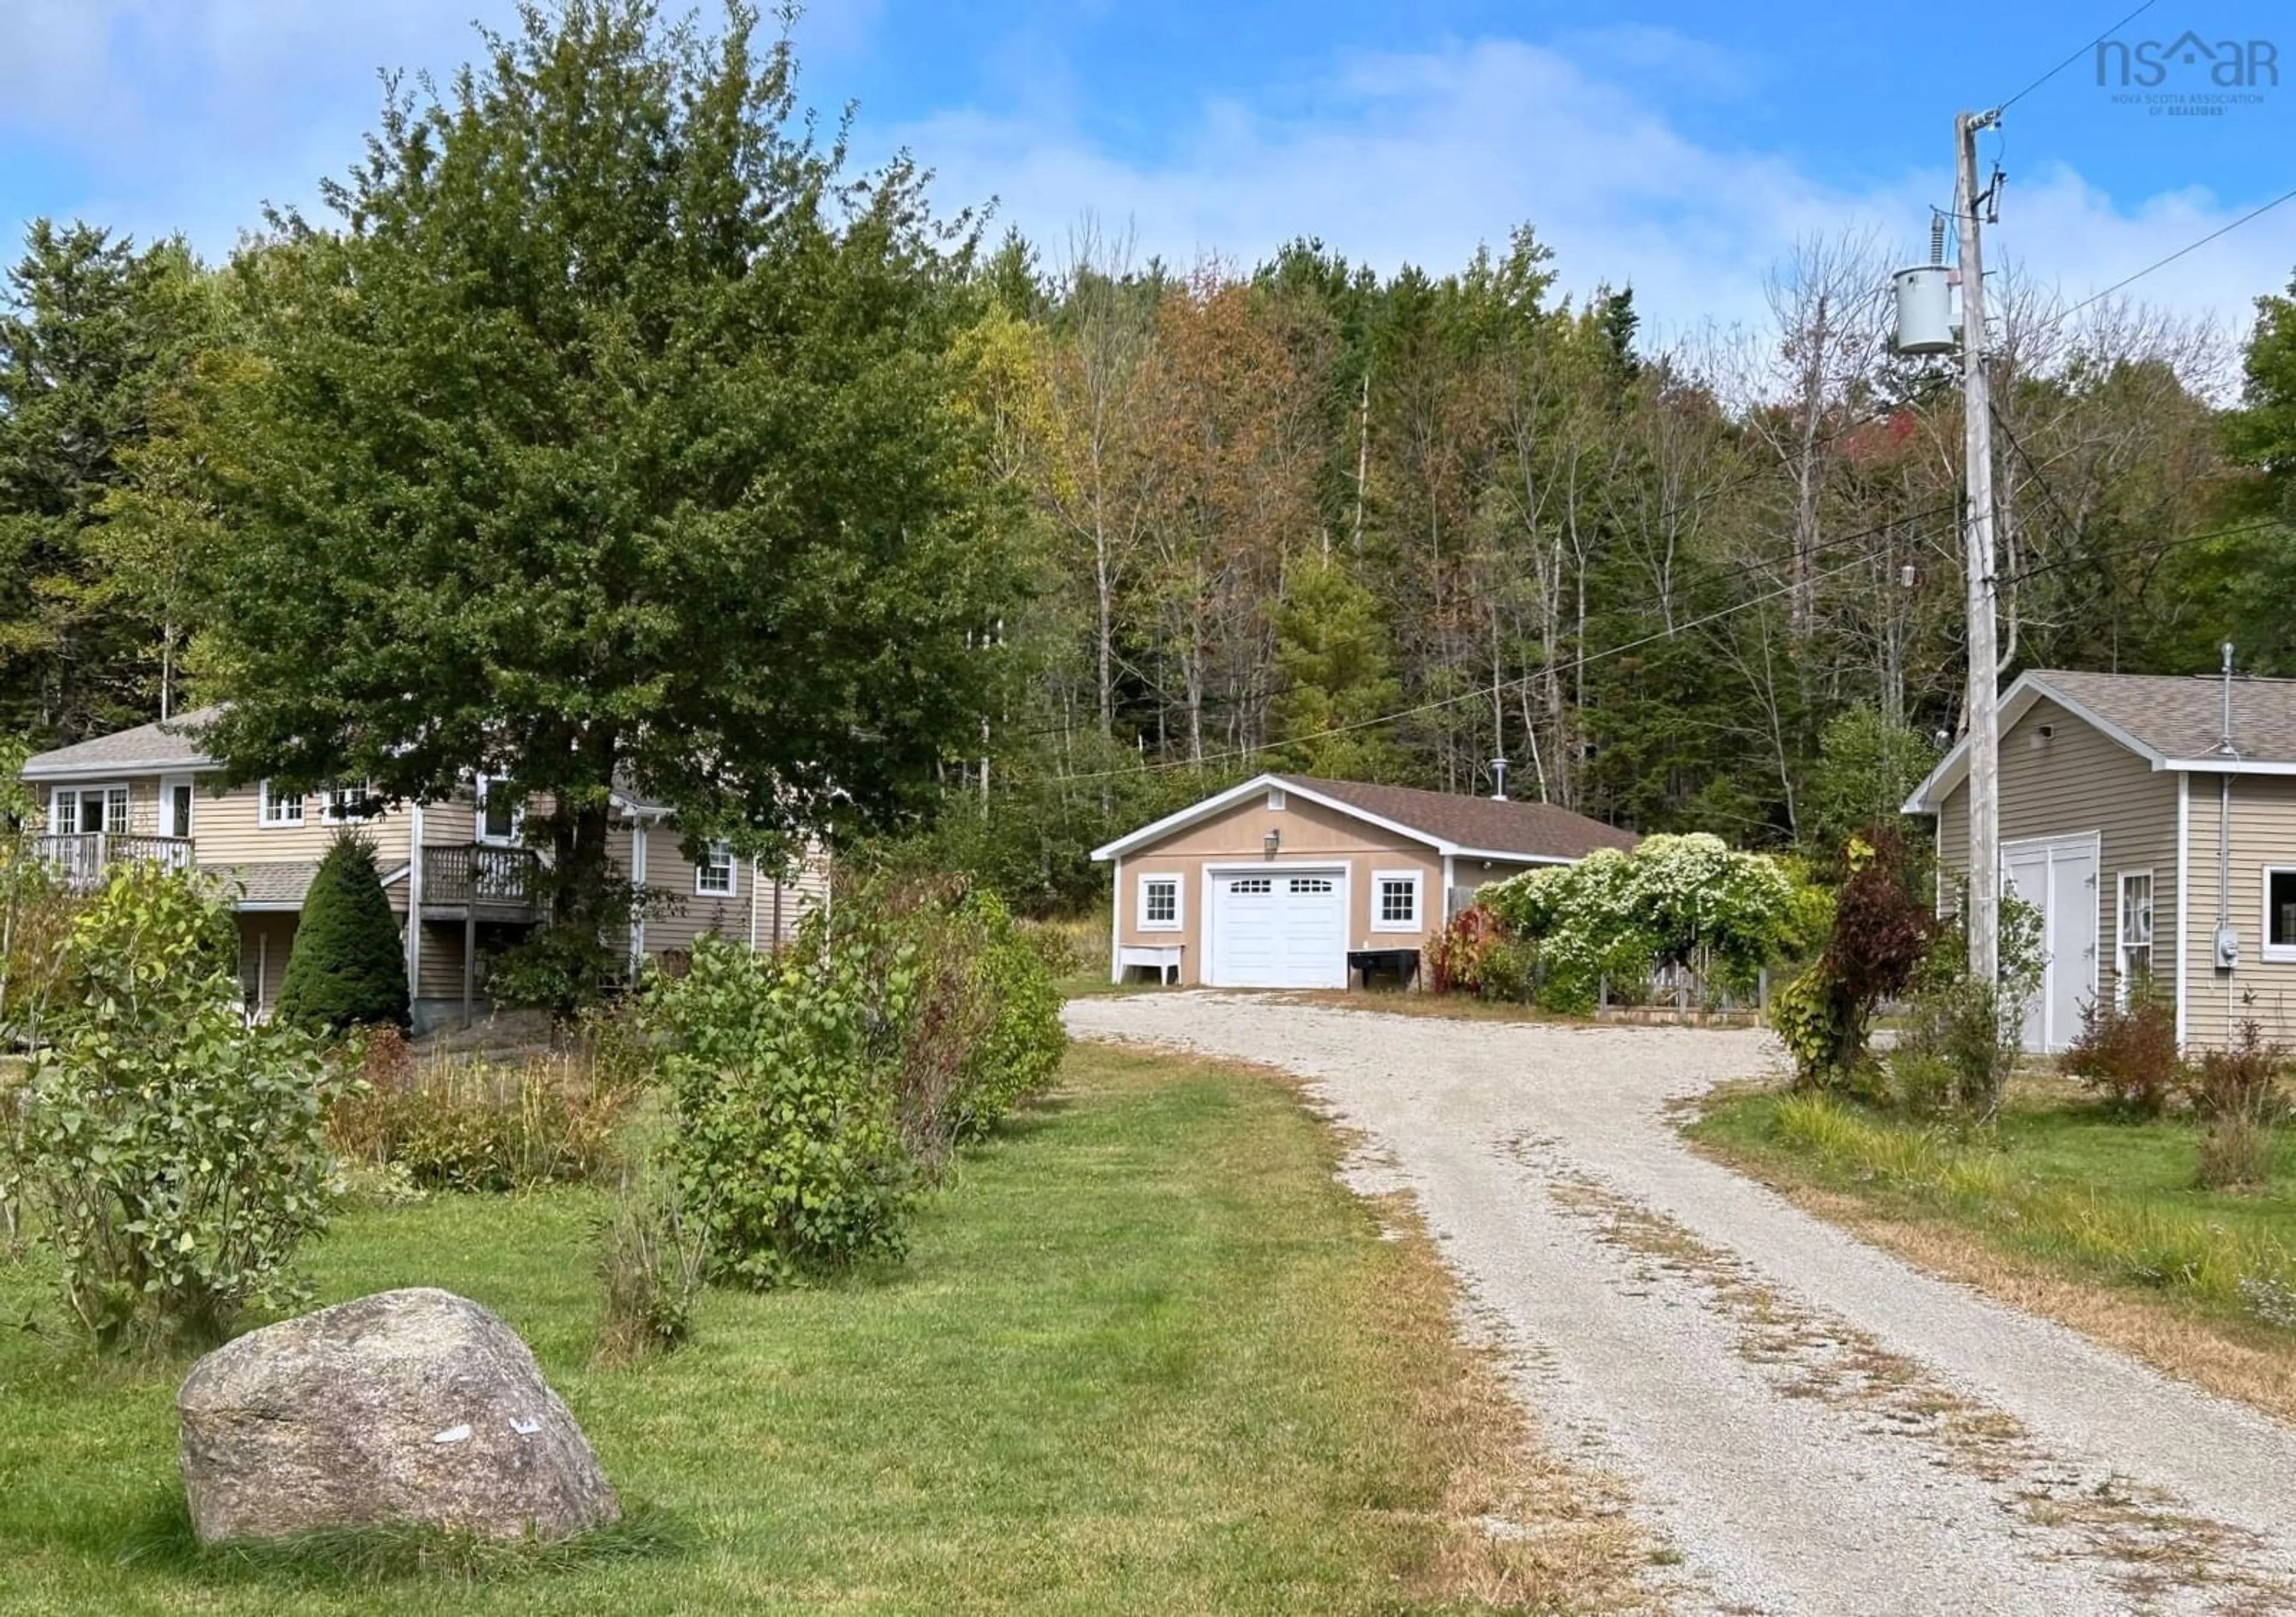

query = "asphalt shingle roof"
[2034,671,2296,764]
[21,707,223,777]
[1278,774,1640,861]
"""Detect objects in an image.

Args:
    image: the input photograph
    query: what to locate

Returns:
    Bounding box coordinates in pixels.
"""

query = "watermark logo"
[2097,31,2279,115]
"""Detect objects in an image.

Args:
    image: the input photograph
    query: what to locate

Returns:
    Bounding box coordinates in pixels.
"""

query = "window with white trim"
[696,842,737,897]
[1139,875,1181,930]
[2266,867,2296,962]
[1373,871,1421,931]
[258,781,305,827]
[48,784,131,837]
[1266,787,1287,811]
[474,775,523,845]
[2116,870,2154,997]
[320,781,378,824]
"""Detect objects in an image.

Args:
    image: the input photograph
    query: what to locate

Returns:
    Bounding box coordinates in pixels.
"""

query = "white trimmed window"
[2116,871,2154,998]
[48,784,130,837]
[1266,786,1287,811]
[1372,870,1422,931]
[258,781,305,827]
[475,775,523,846]
[1139,873,1181,930]
[320,781,378,824]
[696,842,737,897]
[2266,868,2296,963]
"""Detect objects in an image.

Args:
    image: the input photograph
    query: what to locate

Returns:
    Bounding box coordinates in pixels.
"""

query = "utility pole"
[1957,108,2002,986]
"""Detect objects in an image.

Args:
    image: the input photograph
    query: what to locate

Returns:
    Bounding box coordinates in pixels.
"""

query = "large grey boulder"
[178,1287,618,1543]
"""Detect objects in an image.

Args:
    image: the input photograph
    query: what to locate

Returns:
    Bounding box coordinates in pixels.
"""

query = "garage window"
[1372,870,1421,931]
[1229,876,1272,895]
[1139,873,1181,930]
[1289,876,1333,894]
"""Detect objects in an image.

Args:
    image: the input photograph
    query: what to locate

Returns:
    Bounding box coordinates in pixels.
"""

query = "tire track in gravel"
[1064,993,2296,1616]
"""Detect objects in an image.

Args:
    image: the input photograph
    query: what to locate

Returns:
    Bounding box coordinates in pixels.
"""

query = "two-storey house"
[20,708,829,1031]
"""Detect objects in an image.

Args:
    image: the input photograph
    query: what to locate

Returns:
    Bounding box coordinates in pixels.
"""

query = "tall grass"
[1769,1093,2296,1318]
[328,1051,639,1193]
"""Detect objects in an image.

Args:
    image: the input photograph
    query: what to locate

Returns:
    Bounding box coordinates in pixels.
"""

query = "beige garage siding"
[1934,696,2179,1018]
[2182,775,2296,1049]
[1116,791,1442,986]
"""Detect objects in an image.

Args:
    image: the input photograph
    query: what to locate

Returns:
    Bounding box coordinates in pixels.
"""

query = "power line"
[1996,0,2158,113]
[2061,184,2296,319]
[1049,501,1962,785]
[1996,511,2291,589]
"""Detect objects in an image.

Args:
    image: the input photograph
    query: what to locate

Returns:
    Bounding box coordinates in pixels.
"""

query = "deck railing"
[30,833,196,888]
[420,843,540,915]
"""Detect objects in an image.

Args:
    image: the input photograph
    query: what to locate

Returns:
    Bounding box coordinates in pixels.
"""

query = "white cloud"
[877,35,2296,354]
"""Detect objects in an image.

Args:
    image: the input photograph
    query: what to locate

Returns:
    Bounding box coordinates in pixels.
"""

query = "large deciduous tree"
[188,1,1014,973]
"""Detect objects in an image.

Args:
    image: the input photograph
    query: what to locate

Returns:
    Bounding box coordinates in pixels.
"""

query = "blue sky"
[3,0,2291,352]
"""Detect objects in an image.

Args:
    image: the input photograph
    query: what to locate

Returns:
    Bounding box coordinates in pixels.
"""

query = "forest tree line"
[6,14,2296,918]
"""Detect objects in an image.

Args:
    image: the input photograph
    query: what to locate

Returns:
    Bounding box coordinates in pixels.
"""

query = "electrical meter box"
[2216,924,2241,970]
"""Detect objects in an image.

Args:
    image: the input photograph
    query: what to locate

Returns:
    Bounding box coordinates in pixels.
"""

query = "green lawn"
[0,1044,1605,1616]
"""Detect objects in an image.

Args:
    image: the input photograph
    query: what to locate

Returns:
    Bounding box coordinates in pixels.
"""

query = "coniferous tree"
[277,833,411,1033]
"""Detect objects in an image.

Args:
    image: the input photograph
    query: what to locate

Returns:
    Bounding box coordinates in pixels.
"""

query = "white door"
[1209,869,1346,988]
[2001,836,2099,1053]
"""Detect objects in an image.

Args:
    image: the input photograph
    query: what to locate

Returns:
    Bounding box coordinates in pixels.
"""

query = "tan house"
[1903,667,2296,1054]
[1092,772,1638,989]
[19,708,829,1031]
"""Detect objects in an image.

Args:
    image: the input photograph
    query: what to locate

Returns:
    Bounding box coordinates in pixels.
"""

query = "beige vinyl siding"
[414,920,471,1003]
[1115,793,1442,987]
[235,913,299,1012]
[639,835,749,958]
[191,778,419,869]
[1934,696,2179,1016]
[2181,775,2296,1049]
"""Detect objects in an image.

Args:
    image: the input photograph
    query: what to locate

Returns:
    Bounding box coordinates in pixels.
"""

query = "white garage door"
[1209,869,1347,988]
[2001,835,2099,1054]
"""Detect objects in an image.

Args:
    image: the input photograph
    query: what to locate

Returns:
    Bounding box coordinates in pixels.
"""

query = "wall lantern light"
[1263,829,1281,860]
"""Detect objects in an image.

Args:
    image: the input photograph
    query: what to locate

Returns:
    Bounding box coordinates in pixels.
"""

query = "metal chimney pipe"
[1490,758,1509,802]
[2221,642,2237,756]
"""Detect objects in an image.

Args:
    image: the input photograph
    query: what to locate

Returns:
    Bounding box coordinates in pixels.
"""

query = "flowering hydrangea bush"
[1479,833,1811,1014]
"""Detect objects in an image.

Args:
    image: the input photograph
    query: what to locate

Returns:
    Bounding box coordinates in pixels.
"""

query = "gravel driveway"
[1065,993,2296,1616]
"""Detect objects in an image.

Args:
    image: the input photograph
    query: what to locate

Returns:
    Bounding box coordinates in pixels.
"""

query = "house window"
[320,781,378,824]
[474,775,523,845]
[257,781,304,827]
[2266,868,2296,962]
[696,842,737,897]
[1373,871,1421,930]
[1267,787,1287,811]
[50,784,130,837]
[2117,871,2154,998]
[1140,875,1181,930]
[160,778,195,839]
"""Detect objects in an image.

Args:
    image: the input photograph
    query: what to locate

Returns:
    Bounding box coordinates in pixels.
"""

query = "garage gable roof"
[1089,772,1640,864]
[21,707,224,780]
[1902,668,2296,814]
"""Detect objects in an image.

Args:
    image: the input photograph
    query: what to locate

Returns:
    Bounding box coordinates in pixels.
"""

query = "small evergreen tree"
[1269,557,1407,781]
[277,832,410,1032]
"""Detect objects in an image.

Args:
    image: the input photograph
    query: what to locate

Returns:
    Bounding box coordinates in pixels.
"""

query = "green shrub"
[276,832,411,1033]
[645,936,914,1289]
[326,1051,634,1193]
[2185,1022,2286,1121]
[1899,973,2017,1115]
[1482,833,1806,1012]
[3,863,344,1352]
[2062,994,2185,1117]
[1769,829,1937,1087]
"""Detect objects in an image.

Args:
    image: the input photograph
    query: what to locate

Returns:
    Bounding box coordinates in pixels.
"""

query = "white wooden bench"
[1116,944,1184,986]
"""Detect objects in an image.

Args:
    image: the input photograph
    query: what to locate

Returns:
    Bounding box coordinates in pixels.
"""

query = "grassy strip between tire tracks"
[1687,1080,2296,1423]
[0,1042,1653,1616]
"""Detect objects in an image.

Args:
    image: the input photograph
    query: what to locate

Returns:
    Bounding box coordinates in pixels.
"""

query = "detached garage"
[1093,773,1638,989]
